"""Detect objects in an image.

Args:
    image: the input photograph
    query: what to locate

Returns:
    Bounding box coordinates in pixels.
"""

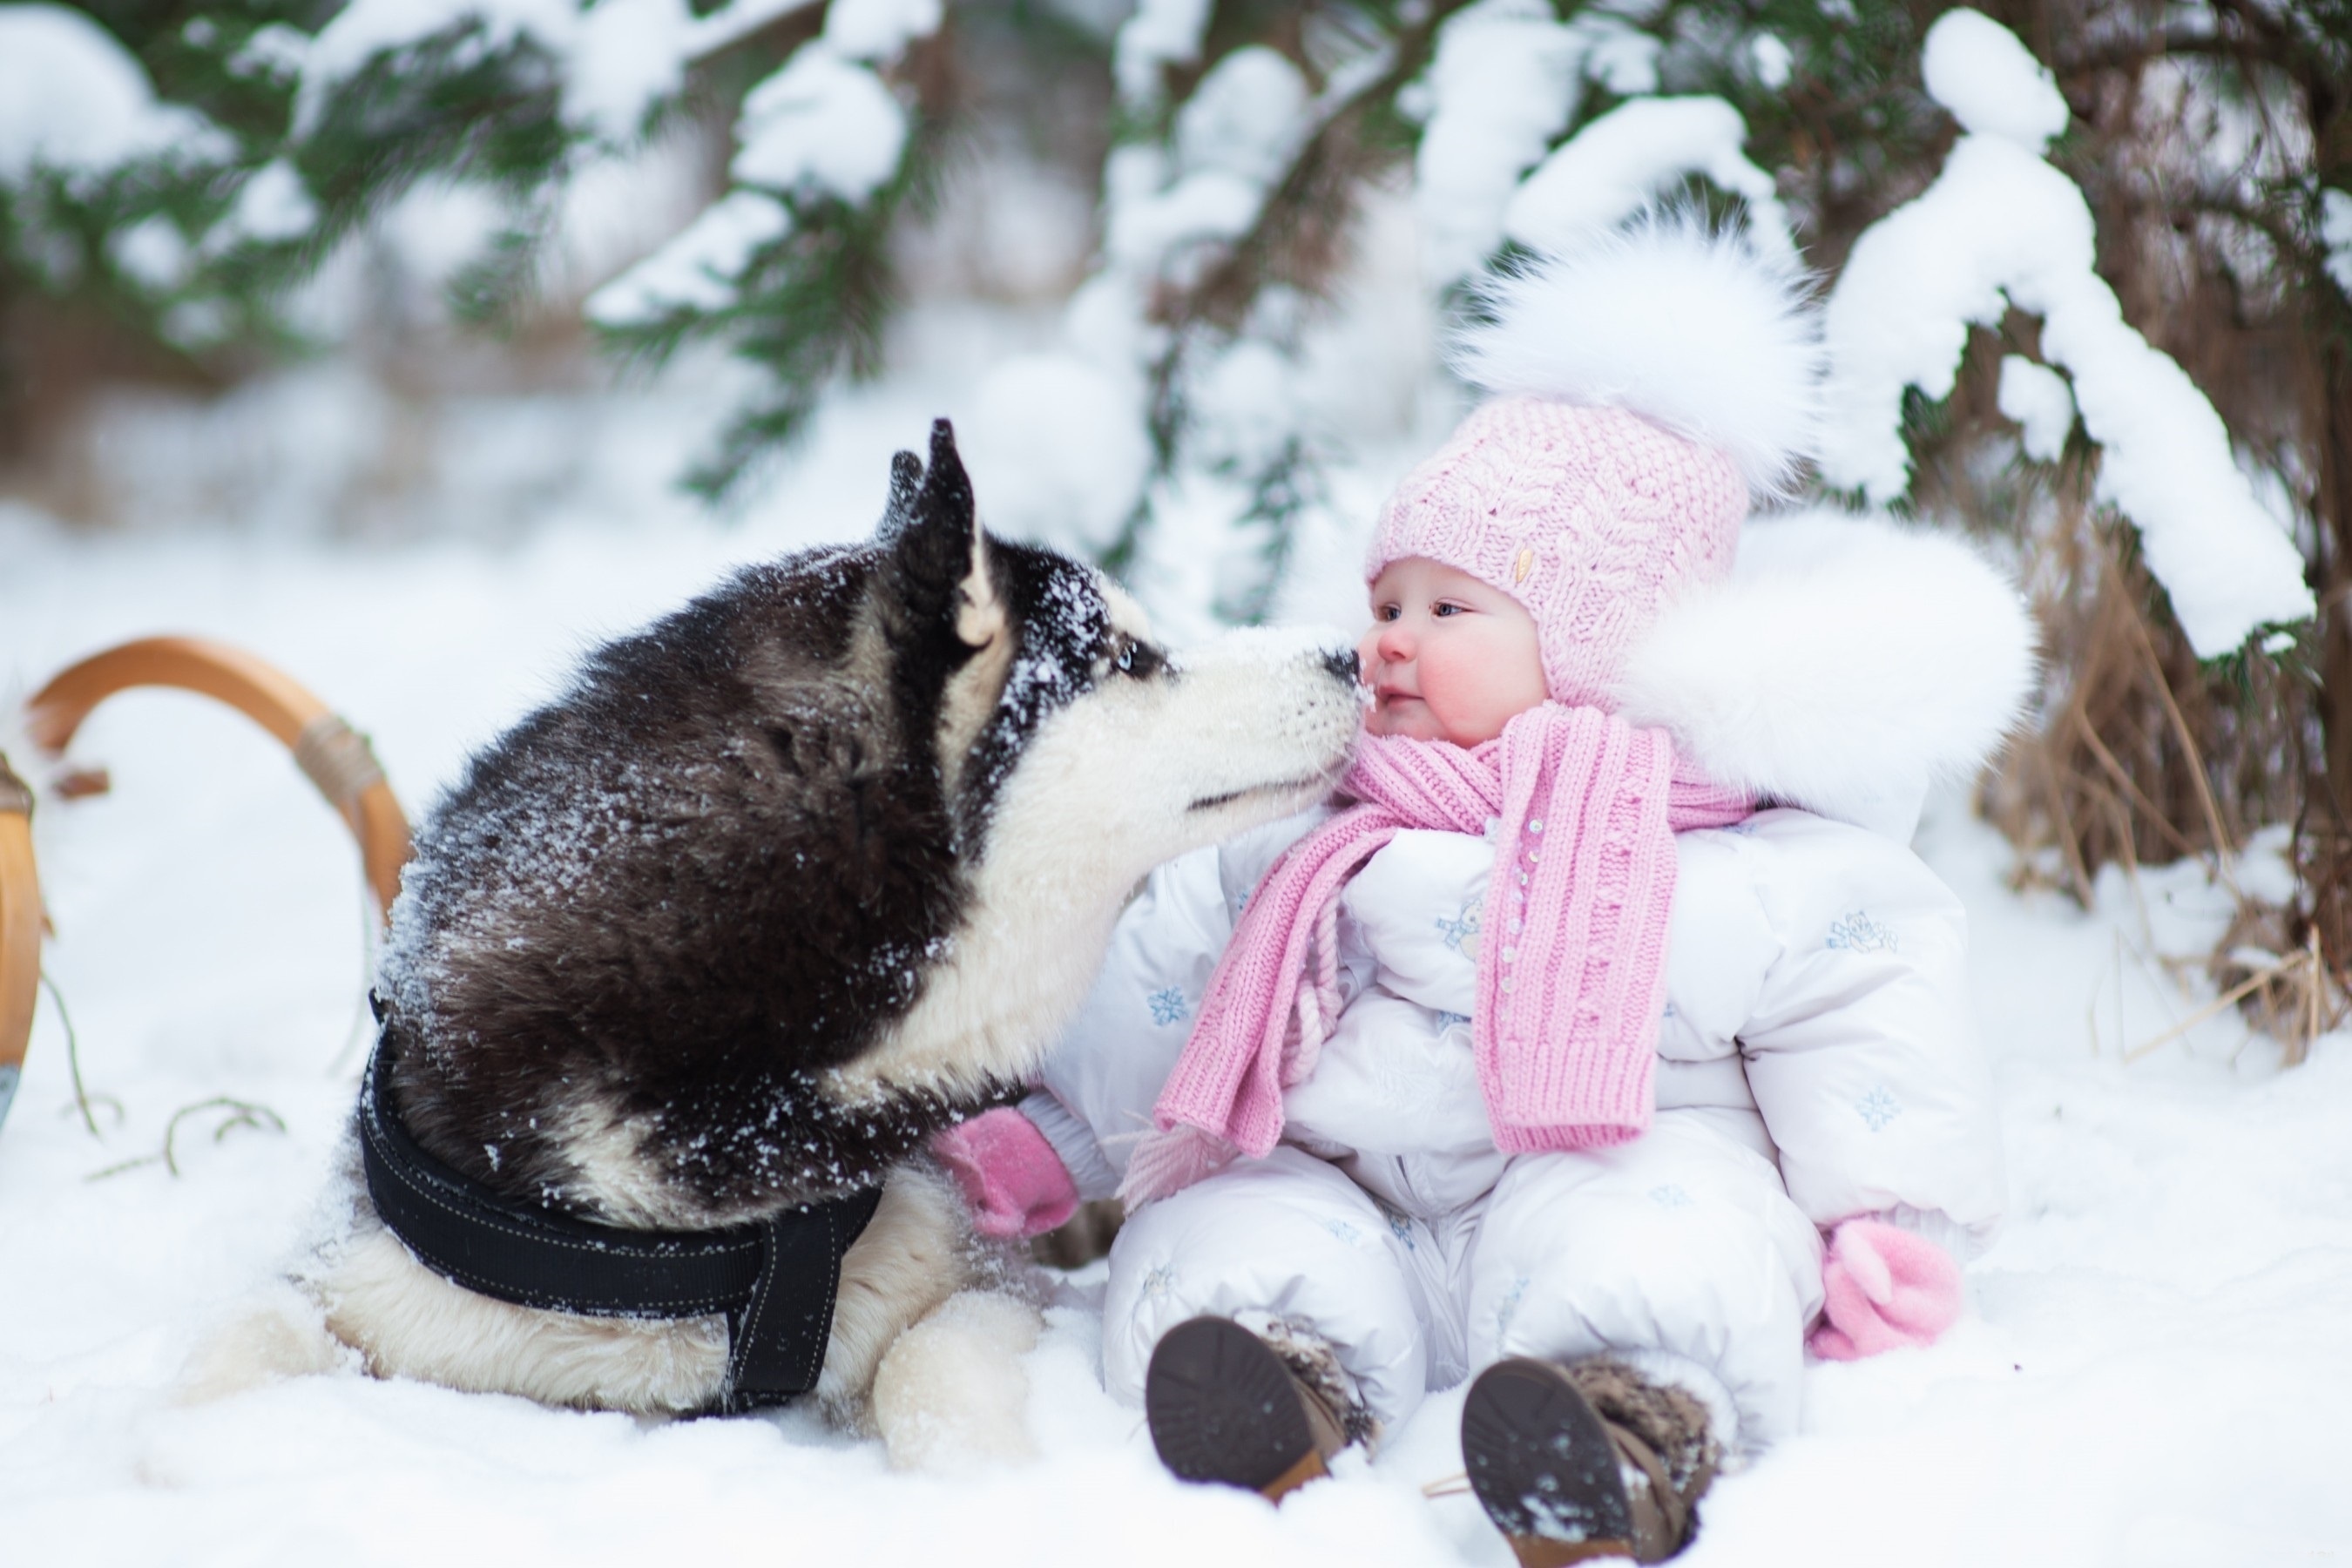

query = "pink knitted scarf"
[1120,704,1750,1206]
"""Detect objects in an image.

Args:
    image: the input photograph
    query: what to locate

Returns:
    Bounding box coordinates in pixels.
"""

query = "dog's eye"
[1112,639,1162,679]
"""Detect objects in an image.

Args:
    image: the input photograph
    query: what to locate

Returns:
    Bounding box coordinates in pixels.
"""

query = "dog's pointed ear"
[880,419,1003,650]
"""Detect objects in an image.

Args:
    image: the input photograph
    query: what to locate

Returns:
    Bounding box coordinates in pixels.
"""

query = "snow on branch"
[1103,47,1310,281]
[730,44,908,202]
[1409,0,1585,285]
[1504,96,1794,262]
[586,8,933,330]
[0,6,227,183]
[295,0,910,150]
[1114,0,1213,107]
[585,191,790,323]
[1409,0,1676,286]
[2323,188,2352,299]
[295,0,580,136]
[1817,9,2313,658]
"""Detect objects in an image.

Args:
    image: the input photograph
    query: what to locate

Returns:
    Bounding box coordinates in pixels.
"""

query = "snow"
[1919,7,2070,153]
[1996,354,2074,463]
[292,0,863,151]
[1174,48,1310,193]
[1408,1,1690,284]
[1817,10,2315,658]
[961,354,1152,555]
[0,4,223,181]
[295,0,579,137]
[821,0,943,63]
[1504,98,1795,260]
[108,218,192,294]
[562,0,691,143]
[1105,166,1263,275]
[1564,9,1661,97]
[1187,339,1301,476]
[730,46,907,205]
[2322,187,2352,299]
[228,22,310,81]
[220,159,321,248]
[1,307,2351,1561]
[1409,0,1586,286]
[586,190,791,324]
[580,0,941,326]
[1112,0,1212,106]
[1104,48,1309,283]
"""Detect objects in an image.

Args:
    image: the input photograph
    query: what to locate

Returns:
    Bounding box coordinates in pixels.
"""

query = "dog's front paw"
[175,1281,353,1405]
[871,1289,1041,1471]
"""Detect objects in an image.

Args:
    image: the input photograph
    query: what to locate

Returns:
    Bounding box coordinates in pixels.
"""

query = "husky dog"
[226,422,1360,1463]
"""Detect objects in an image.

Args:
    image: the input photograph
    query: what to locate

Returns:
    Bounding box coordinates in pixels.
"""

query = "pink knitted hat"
[1369,215,1823,710]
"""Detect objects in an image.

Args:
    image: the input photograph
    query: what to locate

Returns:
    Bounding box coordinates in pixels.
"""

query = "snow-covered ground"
[2,348,2349,1566]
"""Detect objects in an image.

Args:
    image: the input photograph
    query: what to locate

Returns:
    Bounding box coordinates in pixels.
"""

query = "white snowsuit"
[1022,517,2026,1451]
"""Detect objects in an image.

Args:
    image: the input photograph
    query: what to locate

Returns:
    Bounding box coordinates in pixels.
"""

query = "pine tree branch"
[682,0,827,67]
[1177,0,1477,331]
[2055,29,2274,77]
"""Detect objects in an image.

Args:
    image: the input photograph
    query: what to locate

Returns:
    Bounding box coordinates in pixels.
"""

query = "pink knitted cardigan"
[1120,704,1750,1206]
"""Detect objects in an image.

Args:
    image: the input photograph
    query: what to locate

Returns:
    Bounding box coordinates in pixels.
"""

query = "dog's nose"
[1321,647,1360,684]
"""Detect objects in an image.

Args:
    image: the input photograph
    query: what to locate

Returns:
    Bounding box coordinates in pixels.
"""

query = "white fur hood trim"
[1612,513,2038,841]
[1451,213,1823,497]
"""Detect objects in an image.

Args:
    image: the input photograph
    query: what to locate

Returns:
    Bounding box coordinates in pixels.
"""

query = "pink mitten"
[1808,1218,1963,1360]
[929,1107,1080,1239]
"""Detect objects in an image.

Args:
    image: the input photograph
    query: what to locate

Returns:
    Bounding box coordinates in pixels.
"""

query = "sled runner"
[27,637,409,916]
[0,637,410,1132]
[0,752,37,1132]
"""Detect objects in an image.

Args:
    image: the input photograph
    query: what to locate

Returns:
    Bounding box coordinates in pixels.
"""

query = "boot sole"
[1461,1358,1636,1564]
[1146,1316,1321,1497]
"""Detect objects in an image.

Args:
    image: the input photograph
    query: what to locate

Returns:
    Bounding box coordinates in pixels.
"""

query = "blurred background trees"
[4,0,2349,1041]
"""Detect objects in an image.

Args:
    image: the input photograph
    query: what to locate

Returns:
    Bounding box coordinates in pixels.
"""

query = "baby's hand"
[930,1107,1080,1239]
[1808,1218,1963,1360]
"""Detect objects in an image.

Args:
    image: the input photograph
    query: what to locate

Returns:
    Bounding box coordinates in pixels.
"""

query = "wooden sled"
[0,752,37,1132]
[0,637,411,1132]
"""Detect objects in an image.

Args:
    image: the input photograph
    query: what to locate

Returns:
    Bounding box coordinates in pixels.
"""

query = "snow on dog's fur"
[199,421,1362,1464]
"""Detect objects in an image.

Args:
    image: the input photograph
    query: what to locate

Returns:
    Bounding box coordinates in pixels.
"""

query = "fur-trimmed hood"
[1612,512,2038,841]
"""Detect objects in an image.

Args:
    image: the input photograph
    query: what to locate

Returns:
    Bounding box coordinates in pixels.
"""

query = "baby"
[936,218,2030,1562]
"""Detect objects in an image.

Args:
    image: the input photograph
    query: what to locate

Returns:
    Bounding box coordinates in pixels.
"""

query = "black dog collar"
[357,1034,882,1413]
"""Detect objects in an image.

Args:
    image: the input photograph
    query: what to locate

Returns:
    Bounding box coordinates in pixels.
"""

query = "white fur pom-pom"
[1452,211,1825,496]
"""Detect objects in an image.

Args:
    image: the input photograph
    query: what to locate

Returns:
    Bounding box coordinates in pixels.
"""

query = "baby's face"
[1359,558,1548,747]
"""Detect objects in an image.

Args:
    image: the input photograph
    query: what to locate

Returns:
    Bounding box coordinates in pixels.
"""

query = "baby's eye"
[1375,604,1401,622]
[1433,601,1464,617]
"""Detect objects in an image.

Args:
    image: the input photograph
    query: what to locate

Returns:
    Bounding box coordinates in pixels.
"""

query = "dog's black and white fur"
[207,422,1360,1464]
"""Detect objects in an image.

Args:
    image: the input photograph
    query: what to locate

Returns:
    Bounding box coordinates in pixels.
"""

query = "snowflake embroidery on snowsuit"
[1649,1184,1694,1209]
[1827,909,1899,954]
[1146,986,1190,1027]
[1855,1085,1903,1132]
[1494,1275,1531,1339]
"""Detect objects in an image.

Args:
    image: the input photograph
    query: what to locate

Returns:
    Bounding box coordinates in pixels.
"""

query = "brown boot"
[1460,1355,1720,1565]
[1144,1315,1357,1502]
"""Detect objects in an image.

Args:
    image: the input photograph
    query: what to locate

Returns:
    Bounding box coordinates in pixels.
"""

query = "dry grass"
[1983,497,2348,1063]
